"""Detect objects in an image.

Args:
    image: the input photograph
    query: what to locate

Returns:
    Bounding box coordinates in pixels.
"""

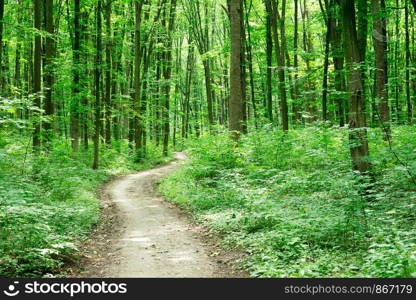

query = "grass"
[160,124,416,278]
[0,133,169,277]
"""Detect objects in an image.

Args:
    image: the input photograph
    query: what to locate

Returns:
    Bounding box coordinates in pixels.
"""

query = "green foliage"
[0,134,168,277]
[160,125,416,278]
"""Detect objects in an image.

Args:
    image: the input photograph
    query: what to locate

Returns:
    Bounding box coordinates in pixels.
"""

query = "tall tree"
[43,0,55,148]
[329,0,346,126]
[229,0,244,140]
[340,0,371,173]
[320,0,330,121]
[405,0,412,123]
[293,0,300,123]
[133,0,144,158]
[269,0,288,131]
[264,0,273,122]
[104,0,112,145]
[93,0,102,169]
[162,0,177,156]
[33,0,42,152]
[372,0,390,139]
[71,0,81,151]
[0,0,4,93]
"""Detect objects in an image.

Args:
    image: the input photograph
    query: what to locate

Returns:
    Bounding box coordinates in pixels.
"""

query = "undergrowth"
[0,133,168,277]
[160,124,416,278]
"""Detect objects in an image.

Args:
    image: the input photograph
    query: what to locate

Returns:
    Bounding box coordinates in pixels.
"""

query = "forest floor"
[71,152,245,278]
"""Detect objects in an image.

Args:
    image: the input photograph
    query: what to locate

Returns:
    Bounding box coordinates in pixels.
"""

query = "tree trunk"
[405,0,412,123]
[104,0,112,145]
[341,0,371,173]
[71,0,81,151]
[264,0,273,122]
[322,3,330,121]
[0,0,4,94]
[43,0,54,148]
[329,0,345,127]
[33,0,42,152]
[229,0,244,140]
[293,0,300,123]
[133,0,145,158]
[372,0,390,139]
[269,0,288,131]
[93,0,102,170]
[162,0,177,156]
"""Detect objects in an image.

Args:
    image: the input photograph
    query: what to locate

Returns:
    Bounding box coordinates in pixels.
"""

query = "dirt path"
[76,153,241,278]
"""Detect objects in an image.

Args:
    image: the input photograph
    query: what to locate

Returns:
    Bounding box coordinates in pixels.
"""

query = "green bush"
[160,125,416,278]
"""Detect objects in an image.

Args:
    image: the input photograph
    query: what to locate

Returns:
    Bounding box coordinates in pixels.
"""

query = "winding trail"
[86,152,237,278]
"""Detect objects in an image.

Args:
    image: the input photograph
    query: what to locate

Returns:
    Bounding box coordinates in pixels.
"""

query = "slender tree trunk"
[183,36,194,139]
[43,0,54,148]
[93,0,102,170]
[293,0,300,123]
[82,11,89,150]
[341,0,371,173]
[264,0,273,122]
[322,3,330,121]
[0,0,4,94]
[162,0,177,156]
[229,0,244,140]
[33,0,42,152]
[71,0,81,151]
[405,0,412,123]
[372,0,390,139]
[329,0,345,127]
[133,0,144,158]
[244,0,257,128]
[269,0,289,131]
[104,0,112,145]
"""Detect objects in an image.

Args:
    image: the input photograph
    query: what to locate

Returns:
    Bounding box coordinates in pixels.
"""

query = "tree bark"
[405,0,412,123]
[71,0,81,151]
[43,0,55,149]
[229,0,244,140]
[104,0,112,145]
[372,0,390,139]
[340,0,371,173]
[269,0,289,131]
[162,0,177,156]
[93,0,102,169]
[264,0,273,122]
[0,0,4,94]
[33,0,42,152]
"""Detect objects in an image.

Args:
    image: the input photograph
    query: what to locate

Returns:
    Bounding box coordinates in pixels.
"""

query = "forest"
[0,0,416,278]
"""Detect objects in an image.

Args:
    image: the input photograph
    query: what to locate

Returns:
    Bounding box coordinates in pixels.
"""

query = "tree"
[269,0,288,131]
[329,0,346,127]
[340,0,370,173]
[372,0,390,139]
[104,0,112,145]
[93,0,102,170]
[33,0,42,152]
[229,0,244,140]
[405,0,412,123]
[0,0,4,93]
[162,0,177,156]
[133,0,144,158]
[264,0,273,122]
[320,0,330,121]
[71,0,81,151]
